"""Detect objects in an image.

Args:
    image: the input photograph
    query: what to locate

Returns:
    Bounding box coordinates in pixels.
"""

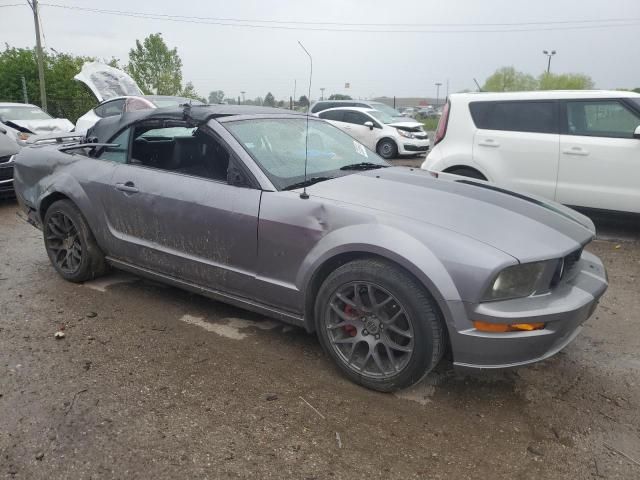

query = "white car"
[309,99,413,122]
[316,107,430,159]
[74,62,202,133]
[422,90,640,214]
[0,103,73,143]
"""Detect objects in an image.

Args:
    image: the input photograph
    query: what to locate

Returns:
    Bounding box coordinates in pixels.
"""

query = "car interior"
[130,124,230,181]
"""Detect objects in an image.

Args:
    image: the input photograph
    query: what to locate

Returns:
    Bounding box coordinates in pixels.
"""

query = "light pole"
[27,0,47,112]
[241,91,246,104]
[543,50,556,73]
[320,87,325,100]
[435,82,442,108]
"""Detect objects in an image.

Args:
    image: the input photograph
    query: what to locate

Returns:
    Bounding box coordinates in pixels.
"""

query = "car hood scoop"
[306,167,595,262]
[74,62,144,102]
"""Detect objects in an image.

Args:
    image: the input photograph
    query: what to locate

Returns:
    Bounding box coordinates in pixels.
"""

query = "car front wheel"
[43,199,108,282]
[315,258,445,392]
[376,139,398,159]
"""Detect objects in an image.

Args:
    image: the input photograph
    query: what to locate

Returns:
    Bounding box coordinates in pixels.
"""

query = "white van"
[422,91,640,214]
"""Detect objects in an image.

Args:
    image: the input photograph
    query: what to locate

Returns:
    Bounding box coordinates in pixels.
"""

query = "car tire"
[314,258,445,392]
[446,167,486,180]
[43,199,109,283]
[376,139,398,160]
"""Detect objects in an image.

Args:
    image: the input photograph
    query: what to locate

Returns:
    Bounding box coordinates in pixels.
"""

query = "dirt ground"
[1,197,639,480]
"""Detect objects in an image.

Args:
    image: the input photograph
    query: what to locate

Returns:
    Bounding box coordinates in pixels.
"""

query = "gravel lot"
[1,197,639,480]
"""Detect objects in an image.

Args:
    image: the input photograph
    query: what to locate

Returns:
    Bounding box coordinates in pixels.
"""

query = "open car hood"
[74,62,143,102]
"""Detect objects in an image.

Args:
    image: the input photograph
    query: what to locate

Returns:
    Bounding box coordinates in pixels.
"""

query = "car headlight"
[483,260,558,302]
[396,128,414,138]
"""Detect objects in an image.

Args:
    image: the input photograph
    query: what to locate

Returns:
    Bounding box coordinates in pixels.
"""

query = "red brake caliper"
[343,304,358,337]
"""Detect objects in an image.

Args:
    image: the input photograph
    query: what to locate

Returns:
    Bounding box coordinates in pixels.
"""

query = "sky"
[1,0,639,102]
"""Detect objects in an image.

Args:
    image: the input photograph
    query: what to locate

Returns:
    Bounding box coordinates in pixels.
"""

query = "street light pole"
[320,87,325,101]
[543,50,556,73]
[241,91,246,104]
[28,0,47,112]
[435,82,442,108]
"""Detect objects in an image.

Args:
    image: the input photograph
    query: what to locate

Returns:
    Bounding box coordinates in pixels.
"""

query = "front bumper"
[0,161,15,197]
[398,138,430,155]
[447,250,608,369]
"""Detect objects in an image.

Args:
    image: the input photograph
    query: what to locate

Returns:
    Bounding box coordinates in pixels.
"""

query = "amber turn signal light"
[473,321,545,333]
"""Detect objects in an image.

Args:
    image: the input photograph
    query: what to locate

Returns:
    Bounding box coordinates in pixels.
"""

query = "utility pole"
[435,82,442,108]
[543,50,556,73]
[21,76,29,104]
[320,87,325,100]
[241,91,246,104]
[293,79,297,107]
[28,0,47,112]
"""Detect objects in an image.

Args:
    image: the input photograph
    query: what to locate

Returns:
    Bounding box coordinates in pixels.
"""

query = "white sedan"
[316,107,429,159]
[0,103,73,144]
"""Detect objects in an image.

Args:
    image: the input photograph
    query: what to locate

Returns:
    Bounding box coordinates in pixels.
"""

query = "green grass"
[421,118,439,131]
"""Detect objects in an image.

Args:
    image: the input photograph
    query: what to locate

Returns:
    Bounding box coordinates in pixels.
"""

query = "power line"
[35,3,640,27]
[0,3,26,7]
[38,3,640,33]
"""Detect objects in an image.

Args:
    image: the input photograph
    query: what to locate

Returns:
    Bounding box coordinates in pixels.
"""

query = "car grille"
[551,248,583,287]
[0,165,13,181]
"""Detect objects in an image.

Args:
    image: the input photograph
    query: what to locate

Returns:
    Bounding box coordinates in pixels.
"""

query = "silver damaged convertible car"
[13,105,608,392]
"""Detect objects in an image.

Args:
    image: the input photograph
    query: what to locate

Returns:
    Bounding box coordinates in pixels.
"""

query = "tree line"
[0,33,203,122]
[482,66,640,93]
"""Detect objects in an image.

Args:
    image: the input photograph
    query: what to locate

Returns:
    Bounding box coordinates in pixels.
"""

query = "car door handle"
[562,147,589,156]
[115,181,139,193]
[478,139,499,147]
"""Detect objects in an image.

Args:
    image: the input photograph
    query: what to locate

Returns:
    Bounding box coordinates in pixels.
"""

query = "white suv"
[422,91,640,214]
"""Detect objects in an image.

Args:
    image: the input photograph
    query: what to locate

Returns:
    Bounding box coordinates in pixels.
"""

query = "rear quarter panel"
[13,146,117,250]
[423,97,482,176]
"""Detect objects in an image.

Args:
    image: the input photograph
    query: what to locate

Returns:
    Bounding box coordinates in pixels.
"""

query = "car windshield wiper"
[283,176,336,191]
[339,162,388,171]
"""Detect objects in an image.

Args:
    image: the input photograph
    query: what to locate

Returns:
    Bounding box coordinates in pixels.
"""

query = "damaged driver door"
[101,125,261,296]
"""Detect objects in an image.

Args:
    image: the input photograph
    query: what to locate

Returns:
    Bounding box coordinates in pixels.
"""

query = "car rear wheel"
[43,199,108,282]
[376,139,398,159]
[315,258,445,392]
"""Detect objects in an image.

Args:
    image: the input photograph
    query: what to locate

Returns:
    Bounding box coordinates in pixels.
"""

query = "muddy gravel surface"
[1,198,639,479]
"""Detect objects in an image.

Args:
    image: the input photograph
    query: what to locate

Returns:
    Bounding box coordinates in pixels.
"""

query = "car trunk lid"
[74,62,144,102]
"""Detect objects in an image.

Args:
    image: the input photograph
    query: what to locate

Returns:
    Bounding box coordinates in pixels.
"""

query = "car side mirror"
[364,121,374,131]
[227,165,251,188]
[634,125,640,139]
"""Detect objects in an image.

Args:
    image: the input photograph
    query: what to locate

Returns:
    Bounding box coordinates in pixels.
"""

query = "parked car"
[415,106,440,120]
[422,90,640,214]
[14,105,607,392]
[74,62,203,132]
[316,107,430,158]
[0,125,20,197]
[0,102,74,143]
[400,107,417,118]
[309,99,411,121]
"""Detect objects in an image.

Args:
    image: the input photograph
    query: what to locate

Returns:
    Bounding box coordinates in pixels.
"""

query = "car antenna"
[473,78,484,92]
[298,40,312,200]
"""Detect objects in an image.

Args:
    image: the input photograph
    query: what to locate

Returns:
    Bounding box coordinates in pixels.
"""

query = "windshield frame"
[369,102,402,117]
[367,109,395,124]
[222,116,388,191]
